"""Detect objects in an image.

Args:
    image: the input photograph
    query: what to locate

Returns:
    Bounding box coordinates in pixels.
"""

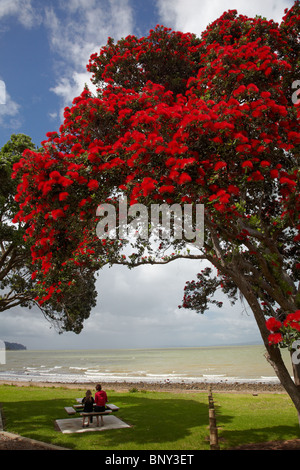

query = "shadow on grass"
[213,402,299,449]
[3,389,298,450]
[1,392,219,450]
[98,394,210,447]
[219,424,300,449]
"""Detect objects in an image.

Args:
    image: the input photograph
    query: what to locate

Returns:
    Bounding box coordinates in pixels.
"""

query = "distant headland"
[4,342,27,351]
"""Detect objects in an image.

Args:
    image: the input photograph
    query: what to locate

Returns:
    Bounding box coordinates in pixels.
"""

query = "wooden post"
[208,387,220,450]
[209,408,216,428]
[210,425,219,450]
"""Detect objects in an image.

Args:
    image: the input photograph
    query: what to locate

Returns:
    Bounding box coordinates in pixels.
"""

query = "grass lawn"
[0,384,299,450]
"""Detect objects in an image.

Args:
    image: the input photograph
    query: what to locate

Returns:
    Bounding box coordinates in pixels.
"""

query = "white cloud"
[0,89,21,129]
[0,79,5,104]
[156,0,293,35]
[76,259,259,349]
[1,257,260,350]
[50,72,97,117]
[0,0,42,29]
[0,1,42,130]
[44,0,134,109]
[48,111,58,120]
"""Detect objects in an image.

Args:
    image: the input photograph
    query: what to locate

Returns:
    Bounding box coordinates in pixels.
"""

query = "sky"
[0,0,294,350]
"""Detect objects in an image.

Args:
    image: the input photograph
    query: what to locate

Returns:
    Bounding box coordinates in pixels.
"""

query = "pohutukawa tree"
[0,134,97,333]
[13,4,300,418]
[0,134,37,312]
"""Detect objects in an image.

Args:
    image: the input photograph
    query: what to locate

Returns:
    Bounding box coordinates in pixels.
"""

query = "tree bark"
[290,354,300,425]
[266,346,300,424]
[237,275,300,423]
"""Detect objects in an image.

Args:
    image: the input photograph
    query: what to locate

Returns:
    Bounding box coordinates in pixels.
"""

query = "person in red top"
[94,383,108,411]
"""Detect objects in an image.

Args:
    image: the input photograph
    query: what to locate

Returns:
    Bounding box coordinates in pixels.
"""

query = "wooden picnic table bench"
[64,406,76,415]
[74,398,119,411]
[65,399,120,427]
[80,409,112,427]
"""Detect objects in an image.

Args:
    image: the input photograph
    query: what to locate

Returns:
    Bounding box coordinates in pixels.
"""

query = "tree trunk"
[266,345,300,425]
[290,354,300,425]
[235,273,300,423]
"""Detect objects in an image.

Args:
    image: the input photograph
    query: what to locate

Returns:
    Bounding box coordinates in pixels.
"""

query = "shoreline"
[0,379,286,394]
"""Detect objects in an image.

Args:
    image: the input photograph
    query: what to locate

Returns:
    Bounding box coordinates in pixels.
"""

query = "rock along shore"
[0,379,285,394]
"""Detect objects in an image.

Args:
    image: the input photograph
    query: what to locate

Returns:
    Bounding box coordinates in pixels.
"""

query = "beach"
[0,378,286,394]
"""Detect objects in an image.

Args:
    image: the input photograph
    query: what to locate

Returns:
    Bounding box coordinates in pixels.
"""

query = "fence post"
[208,387,220,450]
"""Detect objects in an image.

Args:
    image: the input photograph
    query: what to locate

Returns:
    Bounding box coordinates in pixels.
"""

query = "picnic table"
[64,398,120,427]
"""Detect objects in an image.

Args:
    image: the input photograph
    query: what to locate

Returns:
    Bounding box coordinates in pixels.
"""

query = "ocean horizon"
[0,344,294,385]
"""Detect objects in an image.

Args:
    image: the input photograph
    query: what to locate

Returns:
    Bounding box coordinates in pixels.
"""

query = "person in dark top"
[81,389,94,427]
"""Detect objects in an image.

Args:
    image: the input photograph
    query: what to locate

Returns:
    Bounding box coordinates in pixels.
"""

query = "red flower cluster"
[284,311,300,332]
[266,311,300,346]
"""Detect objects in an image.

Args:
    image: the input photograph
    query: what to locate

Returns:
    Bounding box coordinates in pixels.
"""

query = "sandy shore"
[0,379,286,394]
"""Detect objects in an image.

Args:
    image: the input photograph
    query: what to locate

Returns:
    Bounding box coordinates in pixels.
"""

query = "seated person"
[94,383,108,411]
[81,390,94,427]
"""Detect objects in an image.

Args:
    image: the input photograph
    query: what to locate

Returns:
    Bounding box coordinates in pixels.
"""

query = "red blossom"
[283,310,300,329]
[51,209,65,220]
[214,161,227,171]
[266,317,282,332]
[87,180,99,191]
[268,333,283,345]
[241,161,253,169]
[260,160,271,168]
[59,192,69,201]
[270,169,279,179]
[141,177,157,196]
[159,185,175,193]
[178,173,192,185]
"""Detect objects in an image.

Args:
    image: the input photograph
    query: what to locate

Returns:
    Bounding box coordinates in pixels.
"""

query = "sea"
[0,345,294,386]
